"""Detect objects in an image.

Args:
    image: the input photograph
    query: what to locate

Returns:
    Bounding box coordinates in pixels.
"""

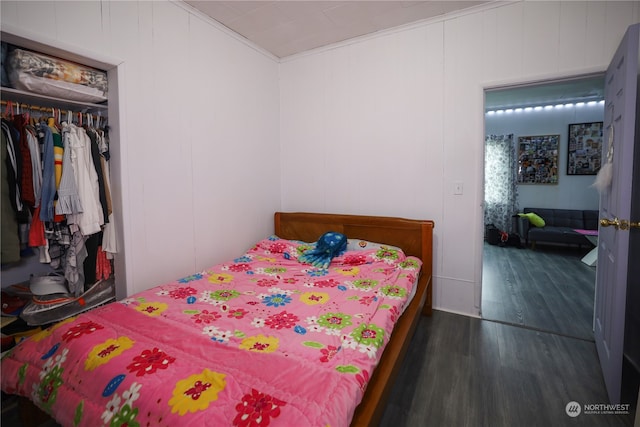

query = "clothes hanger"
[29,105,39,126]
[47,108,57,128]
[3,100,14,119]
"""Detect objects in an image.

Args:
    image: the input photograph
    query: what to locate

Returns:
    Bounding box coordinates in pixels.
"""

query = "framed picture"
[517,134,559,184]
[567,122,603,175]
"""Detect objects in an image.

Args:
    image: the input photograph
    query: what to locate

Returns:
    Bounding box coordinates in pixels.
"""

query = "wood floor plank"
[481,243,596,340]
[379,311,633,427]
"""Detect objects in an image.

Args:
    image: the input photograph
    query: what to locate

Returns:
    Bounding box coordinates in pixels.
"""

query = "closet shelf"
[1,86,108,114]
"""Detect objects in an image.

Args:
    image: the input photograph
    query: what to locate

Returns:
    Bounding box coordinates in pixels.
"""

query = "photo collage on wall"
[567,122,603,175]
[517,134,559,184]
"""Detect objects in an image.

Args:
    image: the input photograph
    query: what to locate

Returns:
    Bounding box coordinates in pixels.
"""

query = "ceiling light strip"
[486,99,604,115]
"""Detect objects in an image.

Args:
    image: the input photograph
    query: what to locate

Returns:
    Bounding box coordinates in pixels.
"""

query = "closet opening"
[1,28,128,322]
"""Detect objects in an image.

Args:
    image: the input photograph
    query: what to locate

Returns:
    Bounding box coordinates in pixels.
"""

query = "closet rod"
[1,87,108,113]
[0,99,106,122]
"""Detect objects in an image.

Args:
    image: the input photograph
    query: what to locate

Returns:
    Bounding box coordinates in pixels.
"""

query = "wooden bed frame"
[274,212,434,426]
[15,211,434,427]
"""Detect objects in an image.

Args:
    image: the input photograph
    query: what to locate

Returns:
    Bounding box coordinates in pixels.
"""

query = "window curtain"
[484,134,518,233]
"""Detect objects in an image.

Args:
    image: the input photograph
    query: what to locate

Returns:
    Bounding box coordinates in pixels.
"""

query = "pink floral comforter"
[1,237,421,427]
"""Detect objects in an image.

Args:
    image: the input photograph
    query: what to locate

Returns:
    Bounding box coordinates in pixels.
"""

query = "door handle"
[624,221,640,228]
[600,217,620,229]
[600,218,640,230]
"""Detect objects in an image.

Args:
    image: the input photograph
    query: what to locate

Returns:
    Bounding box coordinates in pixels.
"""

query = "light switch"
[454,181,463,195]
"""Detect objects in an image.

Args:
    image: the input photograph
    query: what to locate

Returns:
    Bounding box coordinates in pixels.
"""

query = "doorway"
[481,75,605,341]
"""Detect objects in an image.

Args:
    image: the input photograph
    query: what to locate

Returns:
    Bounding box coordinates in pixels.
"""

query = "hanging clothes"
[2,119,23,216]
[26,126,42,207]
[55,122,82,215]
[97,128,112,216]
[28,205,46,246]
[38,123,56,222]
[65,123,103,236]
[49,117,65,223]
[13,113,35,207]
[86,128,108,223]
[1,128,20,264]
[64,224,88,296]
[97,128,117,256]
[1,100,115,290]
[96,245,112,280]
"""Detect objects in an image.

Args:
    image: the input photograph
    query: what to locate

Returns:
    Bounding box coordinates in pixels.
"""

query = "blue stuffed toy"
[299,231,347,269]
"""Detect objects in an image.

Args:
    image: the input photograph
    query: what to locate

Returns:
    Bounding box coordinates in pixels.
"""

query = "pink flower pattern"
[343,254,368,265]
[256,278,278,288]
[356,370,370,392]
[313,278,340,288]
[229,263,252,272]
[233,389,286,427]
[62,321,104,342]
[192,310,222,324]
[169,286,197,299]
[389,305,400,323]
[127,347,175,377]
[359,296,377,306]
[319,345,340,363]
[264,311,299,330]
[268,242,288,253]
[228,308,249,319]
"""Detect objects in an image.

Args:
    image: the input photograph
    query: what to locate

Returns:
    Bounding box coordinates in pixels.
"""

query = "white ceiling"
[185,1,491,58]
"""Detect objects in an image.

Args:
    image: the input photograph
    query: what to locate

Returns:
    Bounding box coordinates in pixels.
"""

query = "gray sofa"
[518,207,599,248]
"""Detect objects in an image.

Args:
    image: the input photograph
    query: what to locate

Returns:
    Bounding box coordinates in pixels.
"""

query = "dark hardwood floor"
[379,310,633,427]
[481,242,596,341]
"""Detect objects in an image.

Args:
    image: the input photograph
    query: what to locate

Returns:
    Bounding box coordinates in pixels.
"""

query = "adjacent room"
[1,1,639,426]
[482,75,604,341]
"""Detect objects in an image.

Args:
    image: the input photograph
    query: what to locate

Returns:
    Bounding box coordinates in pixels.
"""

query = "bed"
[2,212,434,427]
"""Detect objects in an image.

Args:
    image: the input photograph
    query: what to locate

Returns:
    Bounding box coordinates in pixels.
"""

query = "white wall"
[0,1,281,295]
[486,102,604,211]
[279,1,640,316]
